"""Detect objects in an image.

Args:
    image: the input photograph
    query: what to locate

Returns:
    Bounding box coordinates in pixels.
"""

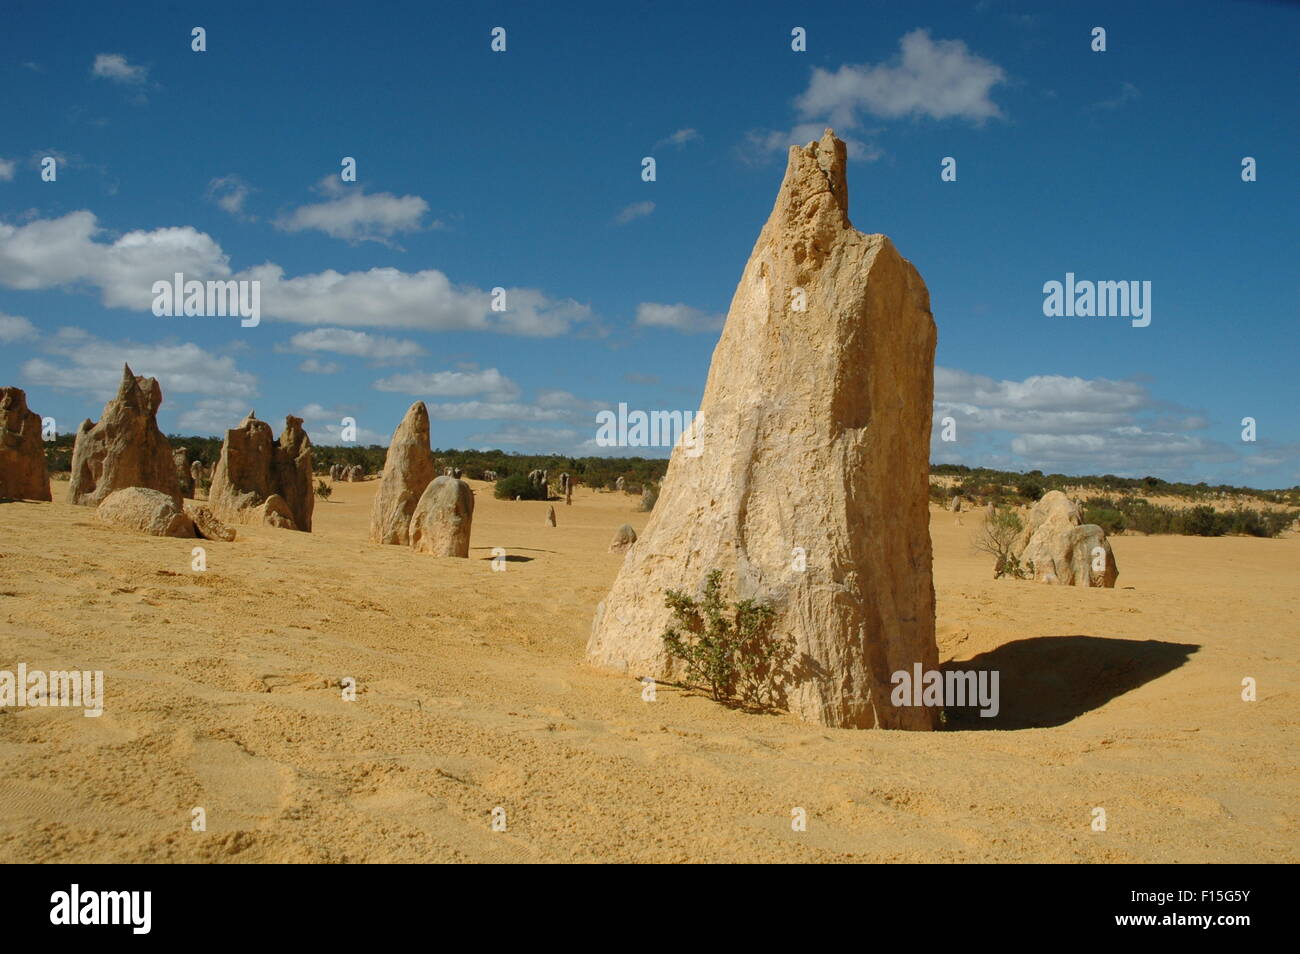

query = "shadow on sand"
[940,634,1200,731]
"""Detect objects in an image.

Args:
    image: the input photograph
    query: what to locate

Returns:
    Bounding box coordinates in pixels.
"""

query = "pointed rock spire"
[586,131,939,729]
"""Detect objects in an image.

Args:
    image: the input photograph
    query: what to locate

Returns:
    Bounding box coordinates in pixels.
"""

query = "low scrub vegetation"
[660,570,792,711]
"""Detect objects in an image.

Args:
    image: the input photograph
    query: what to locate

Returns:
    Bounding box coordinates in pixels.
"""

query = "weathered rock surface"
[609,524,637,553]
[96,487,195,537]
[184,503,236,542]
[0,386,51,501]
[1012,491,1118,586]
[586,130,939,729]
[208,412,314,531]
[369,402,435,545]
[69,365,181,507]
[409,476,474,557]
[545,505,556,527]
[174,448,193,497]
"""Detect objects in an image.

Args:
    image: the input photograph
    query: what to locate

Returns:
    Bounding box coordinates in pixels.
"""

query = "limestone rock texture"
[0,386,51,501]
[409,476,474,557]
[185,503,236,542]
[1013,491,1118,587]
[586,130,939,730]
[609,524,638,553]
[208,413,314,531]
[174,448,194,497]
[96,487,195,537]
[369,402,436,545]
[68,365,181,508]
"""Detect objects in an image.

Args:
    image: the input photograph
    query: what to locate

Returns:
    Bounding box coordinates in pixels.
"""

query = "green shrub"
[314,479,332,500]
[1178,505,1227,537]
[1083,496,1127,535]
[494,474,547,500]
[972,506,1025,578]
[1016,478,1045,502]
[661,570,792,710]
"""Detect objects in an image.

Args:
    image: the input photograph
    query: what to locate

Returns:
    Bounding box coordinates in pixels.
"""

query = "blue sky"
[1,0,1296,486]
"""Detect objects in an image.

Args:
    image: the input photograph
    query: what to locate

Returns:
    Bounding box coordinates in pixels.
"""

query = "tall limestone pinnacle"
[370,401,436,545]
[586,130,940,729]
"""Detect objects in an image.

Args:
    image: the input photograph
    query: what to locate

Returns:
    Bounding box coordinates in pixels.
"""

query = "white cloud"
[298,358,340,374]
[0,313,37,342]
[91,53,147,85]
[0,211,231,308]
[1089,81,1140,111]
[466,426,579,449]
[425,401,569,422]
[205,175,255,219]
[21,332,258,402]
[292,402,386,445]
[0,159,14,182]
[615,201,655,225]
[932,367,1238,476]
[635,302,724,333]
[372,368,521,401]
[0,211,591,336]
[796,29,1006,125]
[286,327,424,362]
[1008,430,1234,471]
[274,177,431,244]
[654,129,699,150]
[746,29,1006,163]
[934,368,1150,433]
[177,398,250,435]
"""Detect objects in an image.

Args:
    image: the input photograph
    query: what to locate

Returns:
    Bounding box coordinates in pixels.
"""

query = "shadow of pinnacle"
[939,634,1200,731]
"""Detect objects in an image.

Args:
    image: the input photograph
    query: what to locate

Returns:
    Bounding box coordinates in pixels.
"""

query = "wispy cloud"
[91,53,147,85]
[654,128,699,150]
[205,175,256,220]
[746,29,1007,163]
[615,200,655,225]
[635,302,724,334]
[274,175,432,245]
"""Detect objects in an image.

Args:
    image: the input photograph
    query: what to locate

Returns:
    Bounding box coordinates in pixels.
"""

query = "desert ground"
[0,478,1295,863]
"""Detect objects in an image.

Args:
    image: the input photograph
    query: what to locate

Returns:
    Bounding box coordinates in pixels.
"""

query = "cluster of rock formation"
[0,386,50,501]
[1011,491,1118,587]
[586,130,940,730]
[329,463,365,482]
[527,469,548,498]
[207,412,314,531]
[69,365,181,508]
[368,402,474,557]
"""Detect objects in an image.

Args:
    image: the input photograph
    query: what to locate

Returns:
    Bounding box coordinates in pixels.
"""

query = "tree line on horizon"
[39,434,1299,503]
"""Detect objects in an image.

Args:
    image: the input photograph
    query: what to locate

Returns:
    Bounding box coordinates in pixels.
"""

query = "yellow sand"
[0,479,1295,862]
